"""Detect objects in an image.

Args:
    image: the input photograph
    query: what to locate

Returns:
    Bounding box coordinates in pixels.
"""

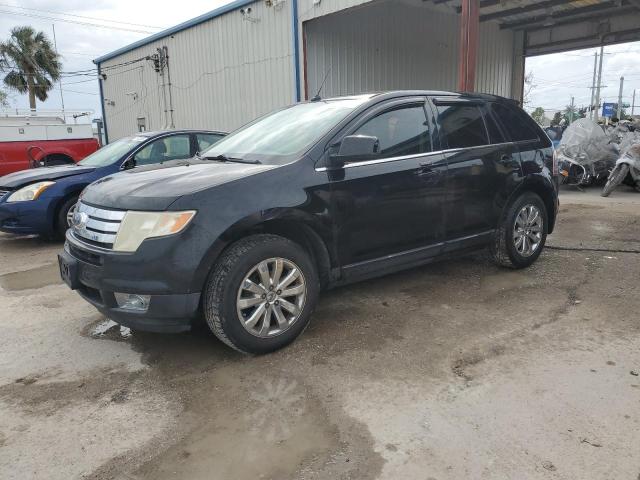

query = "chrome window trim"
[315,142,517,172]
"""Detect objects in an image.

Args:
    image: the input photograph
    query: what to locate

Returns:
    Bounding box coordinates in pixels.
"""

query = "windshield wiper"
[202,154,261,165]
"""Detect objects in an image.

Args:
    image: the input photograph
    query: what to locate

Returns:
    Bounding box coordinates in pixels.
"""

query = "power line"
[0,3,165,29]
[0,9,155,34]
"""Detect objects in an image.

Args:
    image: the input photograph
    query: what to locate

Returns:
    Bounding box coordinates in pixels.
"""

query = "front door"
[328,99,447,270]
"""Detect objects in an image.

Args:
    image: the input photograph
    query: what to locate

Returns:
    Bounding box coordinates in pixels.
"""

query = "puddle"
[0,263,62,291]
[131,371,342,480]
[89,319,132,341]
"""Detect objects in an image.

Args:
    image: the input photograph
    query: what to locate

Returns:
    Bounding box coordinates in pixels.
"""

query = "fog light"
[114,293,151,312]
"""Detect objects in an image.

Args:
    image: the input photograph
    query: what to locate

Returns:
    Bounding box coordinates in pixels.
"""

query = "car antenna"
[311,68,331,102]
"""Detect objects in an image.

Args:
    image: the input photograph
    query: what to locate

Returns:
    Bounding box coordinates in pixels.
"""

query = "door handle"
[416,163,438,176]
[499,154,513,165]
[499,155,519,171]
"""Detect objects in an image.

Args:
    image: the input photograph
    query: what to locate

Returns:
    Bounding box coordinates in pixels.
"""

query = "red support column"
[458,0,480,92]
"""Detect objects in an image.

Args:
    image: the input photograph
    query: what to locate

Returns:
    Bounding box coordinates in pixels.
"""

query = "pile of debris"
[556,118,640,187]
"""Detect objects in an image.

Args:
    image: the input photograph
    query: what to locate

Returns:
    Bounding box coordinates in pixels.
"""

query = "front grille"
[72,202,126,249]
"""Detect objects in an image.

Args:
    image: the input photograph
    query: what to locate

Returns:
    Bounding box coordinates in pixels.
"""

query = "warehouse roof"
[93,0,254,64]
[434,0,640,30]
[95,0,640,63]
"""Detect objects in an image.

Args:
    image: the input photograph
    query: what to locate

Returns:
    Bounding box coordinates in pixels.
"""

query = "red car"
[0,122,99,176]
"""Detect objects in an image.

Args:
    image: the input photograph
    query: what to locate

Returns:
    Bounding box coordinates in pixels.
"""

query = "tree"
[523,72,536,106]
[0,26,61,110]
[551,111,563,126]
[531,107,545,125]
[0,88,8,108]
[563,104,578,125]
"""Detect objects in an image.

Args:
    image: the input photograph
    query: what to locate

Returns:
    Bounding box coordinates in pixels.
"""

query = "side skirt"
[331,230,494,287]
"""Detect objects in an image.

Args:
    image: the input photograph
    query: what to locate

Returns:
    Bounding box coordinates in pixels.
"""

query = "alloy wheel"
[513,204,543,257]
[66,203,77,227]
[236,257,307,338]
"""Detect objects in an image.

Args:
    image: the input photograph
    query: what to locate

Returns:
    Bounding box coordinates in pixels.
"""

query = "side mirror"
[327,135,380,169]
[121,157,136,170]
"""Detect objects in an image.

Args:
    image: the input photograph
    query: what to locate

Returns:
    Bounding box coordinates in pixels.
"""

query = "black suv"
[59,91,558,354]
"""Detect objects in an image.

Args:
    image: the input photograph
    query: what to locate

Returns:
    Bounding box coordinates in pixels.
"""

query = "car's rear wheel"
[490,192,547,269]
[203,234,319,354]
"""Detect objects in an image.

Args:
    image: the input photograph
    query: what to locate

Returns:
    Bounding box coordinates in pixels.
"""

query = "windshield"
[78,136,147,167]
[203,96,372,162]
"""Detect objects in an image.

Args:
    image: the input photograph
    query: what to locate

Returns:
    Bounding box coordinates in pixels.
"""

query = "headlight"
[113,210,196,252]
[7,181,55,202]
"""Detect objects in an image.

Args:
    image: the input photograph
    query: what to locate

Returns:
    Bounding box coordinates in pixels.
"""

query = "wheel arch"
[503,176,558,234]
[51,189,82,233]
[43,152,75,165]
[192,210,335,293]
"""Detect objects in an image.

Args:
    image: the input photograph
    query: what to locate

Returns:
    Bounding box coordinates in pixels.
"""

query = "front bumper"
[0,198,51,235]
[59,233,201,333]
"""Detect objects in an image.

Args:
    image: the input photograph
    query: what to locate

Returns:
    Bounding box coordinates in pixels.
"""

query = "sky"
[525,42,640,118]
[1,1,640,122]
[0,0,233,122]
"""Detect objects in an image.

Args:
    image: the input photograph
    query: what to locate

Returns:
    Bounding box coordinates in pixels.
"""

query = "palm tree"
[0,26,61,111]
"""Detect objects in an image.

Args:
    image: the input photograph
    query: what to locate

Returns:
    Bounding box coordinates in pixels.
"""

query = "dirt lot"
[1,186,639,480]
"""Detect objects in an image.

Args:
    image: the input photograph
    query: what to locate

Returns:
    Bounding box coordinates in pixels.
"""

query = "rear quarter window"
[490,103,540,143]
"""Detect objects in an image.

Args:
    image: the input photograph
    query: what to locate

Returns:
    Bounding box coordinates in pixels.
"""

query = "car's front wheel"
[55,197,78,240]
[490,192,547,269]
[203,234,319,354]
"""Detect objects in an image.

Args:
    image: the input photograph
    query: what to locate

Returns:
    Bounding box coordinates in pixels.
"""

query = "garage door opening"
[302,0,520,101]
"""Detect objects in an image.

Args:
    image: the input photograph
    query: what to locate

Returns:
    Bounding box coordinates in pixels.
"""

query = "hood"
[0,165,96,189]
[81,161,278,211]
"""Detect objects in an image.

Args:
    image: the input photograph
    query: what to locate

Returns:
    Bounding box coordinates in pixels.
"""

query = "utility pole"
[617,76,624,120]
[51,24,65,117]
[589,51,598,120]
[569,96,575,124]
[632,89,636,117]
[594,45,604,121]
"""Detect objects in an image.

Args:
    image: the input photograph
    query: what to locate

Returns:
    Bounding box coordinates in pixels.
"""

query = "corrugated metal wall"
[298,0,374,22]
[303,0,517,100]
[100,0,522,141]
[99,0,294,141]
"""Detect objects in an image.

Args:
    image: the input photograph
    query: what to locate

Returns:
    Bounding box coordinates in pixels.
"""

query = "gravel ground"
[0,185,639,480]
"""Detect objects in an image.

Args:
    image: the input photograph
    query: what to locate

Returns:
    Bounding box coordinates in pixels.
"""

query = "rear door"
[431,98,522,245]
[488,102,550,177]
[327,97,447,268]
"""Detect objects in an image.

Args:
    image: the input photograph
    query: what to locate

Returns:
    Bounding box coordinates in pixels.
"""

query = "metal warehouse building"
[95,0,640,142]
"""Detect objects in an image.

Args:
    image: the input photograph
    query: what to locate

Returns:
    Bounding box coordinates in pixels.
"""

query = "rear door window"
[352,104,431,159]
[134,134,192,166]
[482,108,505,144]
[490,103,540,142]
[196,133,225,152]
[436,105,489,149]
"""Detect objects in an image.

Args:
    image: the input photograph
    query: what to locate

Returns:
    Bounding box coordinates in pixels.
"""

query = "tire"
[203,234,320,355]
[55,197,78,240]
[490,192,547,269]
[601,164,629,197]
